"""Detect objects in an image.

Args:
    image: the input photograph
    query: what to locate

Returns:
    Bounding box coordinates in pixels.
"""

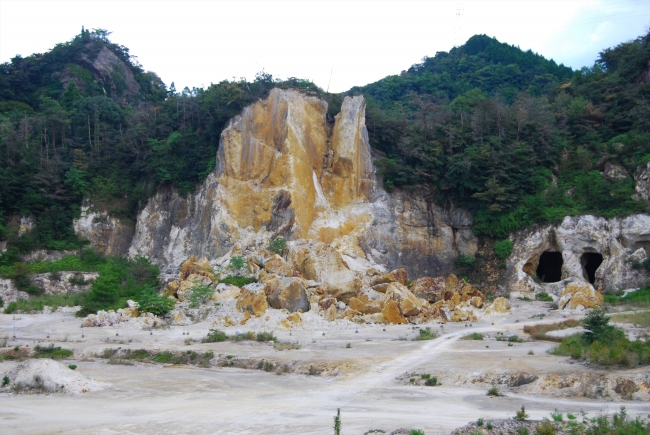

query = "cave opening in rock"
[535,251,563,283]
[581,252,603,284]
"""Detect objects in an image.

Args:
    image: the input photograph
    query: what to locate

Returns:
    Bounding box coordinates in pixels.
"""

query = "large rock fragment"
[384,282,422,316]
[264,254,294,277]
[264,277,310,312]
[372,268,408,286]
[381,300,406,324]
[295,244,360,302]
[484,297,511,316]
[236,284,268,317]
[558,282,603,310]
[409,276,445,302]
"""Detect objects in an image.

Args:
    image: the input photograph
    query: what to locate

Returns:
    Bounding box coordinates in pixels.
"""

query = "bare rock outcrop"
[128,88,477,279]
[507,214,650,296]
[73,202,134,256]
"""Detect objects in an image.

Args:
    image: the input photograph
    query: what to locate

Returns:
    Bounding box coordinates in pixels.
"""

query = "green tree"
[61,81,82,108]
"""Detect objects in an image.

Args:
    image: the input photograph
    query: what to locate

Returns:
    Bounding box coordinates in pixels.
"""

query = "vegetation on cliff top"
[0,29,648,255]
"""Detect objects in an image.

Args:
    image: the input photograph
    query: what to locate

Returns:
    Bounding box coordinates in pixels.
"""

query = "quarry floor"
[1,301,648,435]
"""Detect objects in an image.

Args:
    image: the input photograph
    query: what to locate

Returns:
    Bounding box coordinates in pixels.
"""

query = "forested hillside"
[353,33,650,237]
[0,29,649,258]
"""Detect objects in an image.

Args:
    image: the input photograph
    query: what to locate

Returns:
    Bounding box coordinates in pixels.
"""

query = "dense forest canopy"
[0,29,649,258]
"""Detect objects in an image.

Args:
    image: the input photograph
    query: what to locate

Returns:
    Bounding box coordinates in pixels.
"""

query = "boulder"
[602,162,630,181]
[469,296,484,308]
[180,256,215,281]
[372,283,391,293]
[484,297,511,316]
[445,274,460,292]
[264,254,294,277]
[409,276,445,302]
[171,310,190,326]
[384,282,422,316]
[450,302,478,322]
[347,297,367,314]
[211,283,241,302]
[558,282,603,310]
[162,280,180,298]
[296,244,360,302]
[372,268,408,286]
[236,284,268,317]
[287,312,302,323]
[264,277,310,313]
[381,300,406,324]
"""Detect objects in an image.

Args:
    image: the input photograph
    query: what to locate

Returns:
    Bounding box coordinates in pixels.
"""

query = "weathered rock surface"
[73,202,134,256]
[236,284,268,317]
[0,272,98,304]
[384,282,422,316]
[2,359,109,394]
[128,88,476,278]
[264,276,310,312]
[558,282,603,310]
[507,214,650,294]
[634,161,650,202]
[409,276,445,302]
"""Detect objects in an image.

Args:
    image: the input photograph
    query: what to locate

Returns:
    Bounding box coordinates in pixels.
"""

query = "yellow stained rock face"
[384,282,422,316]
[484,297,511,315]
[409,276,445,302]
[559,282,603,310]
[445,274,460,292]
[287,312,302,324]
[324,304,337,321]
[372,268,409,287]
[347,297,367,314]
[381,300,407,324]
[163,280,180,299]
[236,287,268,317]
[264,255,294,277]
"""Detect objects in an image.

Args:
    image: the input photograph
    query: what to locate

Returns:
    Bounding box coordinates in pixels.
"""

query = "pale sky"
[1,0,649,93]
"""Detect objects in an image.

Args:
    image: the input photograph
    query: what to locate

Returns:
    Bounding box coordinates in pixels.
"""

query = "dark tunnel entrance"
[581,252,603,284]
[536,251,563,283]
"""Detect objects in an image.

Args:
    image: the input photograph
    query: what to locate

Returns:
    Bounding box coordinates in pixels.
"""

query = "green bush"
[515,406,529,421]
[152,352,172,363]
[228,255,248,277]
[463,332,484,340]
[256,331,275,342]
[68,364,77,370]
[34,344,73,359]
[487,386,500,396]
[188,283,214,308]
[268,237,286,255]
[425,377,438,386]
[4,301,18,314]
[203,329,227,343]
[219,276,256,287]
[415,327,437,340]
[494,240,514,260]
[137,288,176,316]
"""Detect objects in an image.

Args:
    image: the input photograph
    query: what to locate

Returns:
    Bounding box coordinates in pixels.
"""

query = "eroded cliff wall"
[127,89,477,277]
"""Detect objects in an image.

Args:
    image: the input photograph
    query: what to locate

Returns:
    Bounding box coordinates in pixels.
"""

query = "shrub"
[68,364,77,370]
[256,331,275,342]
[334,408,341,435]
[188,283,214,308]
[550,409,563,422]
[415,327,437,340]
[486,423,494,430]
[34,344,73,359]
[410,431,425,435]
[494,240,513,260]
[508,335,524,343]
[535,420,556,435]
[203,329,227,343]
[517,428,529,435]
[4,301,18,314]
[137,288,176,315]
[487,386,500,396]
[425,377,438,386]
[421,373,431,379]
[477,418,484,427]
[269,237,286,255]
[2,375,9,386]
[463,332,484,340]
[515,406,529,421]
[228,255,248,277]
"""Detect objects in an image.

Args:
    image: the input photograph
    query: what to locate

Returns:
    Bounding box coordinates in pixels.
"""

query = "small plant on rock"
[269,237,286,255]
[188,283,214,308]
[550,409,563,422]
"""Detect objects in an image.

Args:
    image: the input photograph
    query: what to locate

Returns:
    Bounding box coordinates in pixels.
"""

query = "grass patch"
[487,386,500,396]
[33,344,73,359]
[535,292,554,302]
[201,329,275,343]
[3,293,87,314]
[462,332,484,340]
[425,377,439,386]
[98,348,214,367]
[611,311,650,328]
[218,276,256,288]
[413,327,438,341]
[523,319,580,342]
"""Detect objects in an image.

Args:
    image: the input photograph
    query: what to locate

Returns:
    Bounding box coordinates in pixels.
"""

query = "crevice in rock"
[535,251,563,283]
[581,252,603,284]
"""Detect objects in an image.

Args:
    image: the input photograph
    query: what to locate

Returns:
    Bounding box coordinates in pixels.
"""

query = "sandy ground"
[1,301,648,435]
